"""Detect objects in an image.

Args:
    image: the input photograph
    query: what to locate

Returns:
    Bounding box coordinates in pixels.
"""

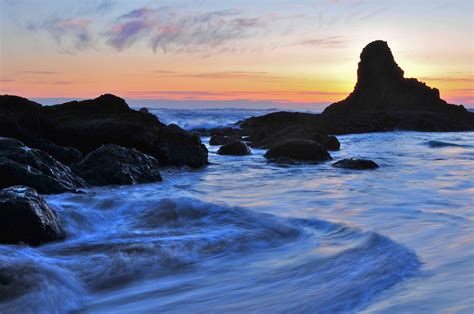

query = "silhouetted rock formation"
[324,40,466,116]
[217,140,251,156]
[332,158,379,170]
[0,94,208,168]
[71,144,162,186]
[0,186,65,245]
[264,139,332,162]
[0,137,86,194]
[241,40,474,137]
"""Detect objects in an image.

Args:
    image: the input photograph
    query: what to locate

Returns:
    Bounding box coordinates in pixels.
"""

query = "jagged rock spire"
[324,40,458,115]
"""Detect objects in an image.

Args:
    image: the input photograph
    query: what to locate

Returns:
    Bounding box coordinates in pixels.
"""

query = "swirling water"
[0,109,473,313]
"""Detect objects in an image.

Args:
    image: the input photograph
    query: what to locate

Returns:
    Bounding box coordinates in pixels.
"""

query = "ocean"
[1,108,473,313]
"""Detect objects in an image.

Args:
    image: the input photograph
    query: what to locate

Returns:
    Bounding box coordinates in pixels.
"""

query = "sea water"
[0,109,473,313]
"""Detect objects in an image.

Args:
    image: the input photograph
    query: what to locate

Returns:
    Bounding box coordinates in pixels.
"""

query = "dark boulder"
[217,140,251,156]
[0,186,65,245]
[0,94,208,168]
[240,121,340,151]
[139,107,150,114]
[264,139,332,162]
[71,144,162,186]
[272,157,297,165]
[158,126,208,168]
[26,138,83,165]
[193,127,242,137]
[324,135,341,151]
[0,95,43,140]
[0,137,86,194]
[332,158,379,170]
[209,135,243,146]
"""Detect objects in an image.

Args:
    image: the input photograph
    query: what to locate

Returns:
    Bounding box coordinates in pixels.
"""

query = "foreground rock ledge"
[0,94,208,168]
[0,186,65,246]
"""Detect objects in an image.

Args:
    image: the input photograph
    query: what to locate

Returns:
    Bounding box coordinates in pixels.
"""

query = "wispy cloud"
[29,80,73,85]
[95,0,115,13]
[152,70,283,82]
[27,18,93,52]
[298,35,347,48]
[0,79,15,83]
[18,70,60,75]
[104,7,267,53]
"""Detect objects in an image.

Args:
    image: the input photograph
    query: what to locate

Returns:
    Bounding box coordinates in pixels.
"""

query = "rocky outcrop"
[264,139,332,162]
[0,186,65,245]
[217,141,251,156]
[192,127,242,137]
[0,137,86,194]
[71,144,162,186]
[209,135,243,146]
[241,41,474,136]
[323,41,464,116]
[26,138,83,165]
[244,123,340,151]
[0,94,208,168]
[332,158,379,170]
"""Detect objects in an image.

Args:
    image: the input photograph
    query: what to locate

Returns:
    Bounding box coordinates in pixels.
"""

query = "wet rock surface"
[264,139,332,162]
[26,138,83,165]
[217,141,252,156]
[209,135,243,146]
[332,158,379,170]
[0,186,65,246]
[71,144,163,186]
[0,137,86,194]
[0,94,208,168]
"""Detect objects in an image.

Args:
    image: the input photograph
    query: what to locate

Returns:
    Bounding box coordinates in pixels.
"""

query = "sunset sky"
[1,0,473,108]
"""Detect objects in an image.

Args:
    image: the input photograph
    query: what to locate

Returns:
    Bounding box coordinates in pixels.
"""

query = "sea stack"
[240,40,474,137]
[323,40,465,116]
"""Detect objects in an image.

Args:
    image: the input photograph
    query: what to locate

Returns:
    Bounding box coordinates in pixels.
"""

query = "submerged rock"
[264,139,332,162]
[332,158,379,170]
[217,140,251,156]
[425,140,464,148]
[0,186,65,245]
[0,137,86,194]
[71,144,162,186]
[272,157,297,165]
[0,94,208,168]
